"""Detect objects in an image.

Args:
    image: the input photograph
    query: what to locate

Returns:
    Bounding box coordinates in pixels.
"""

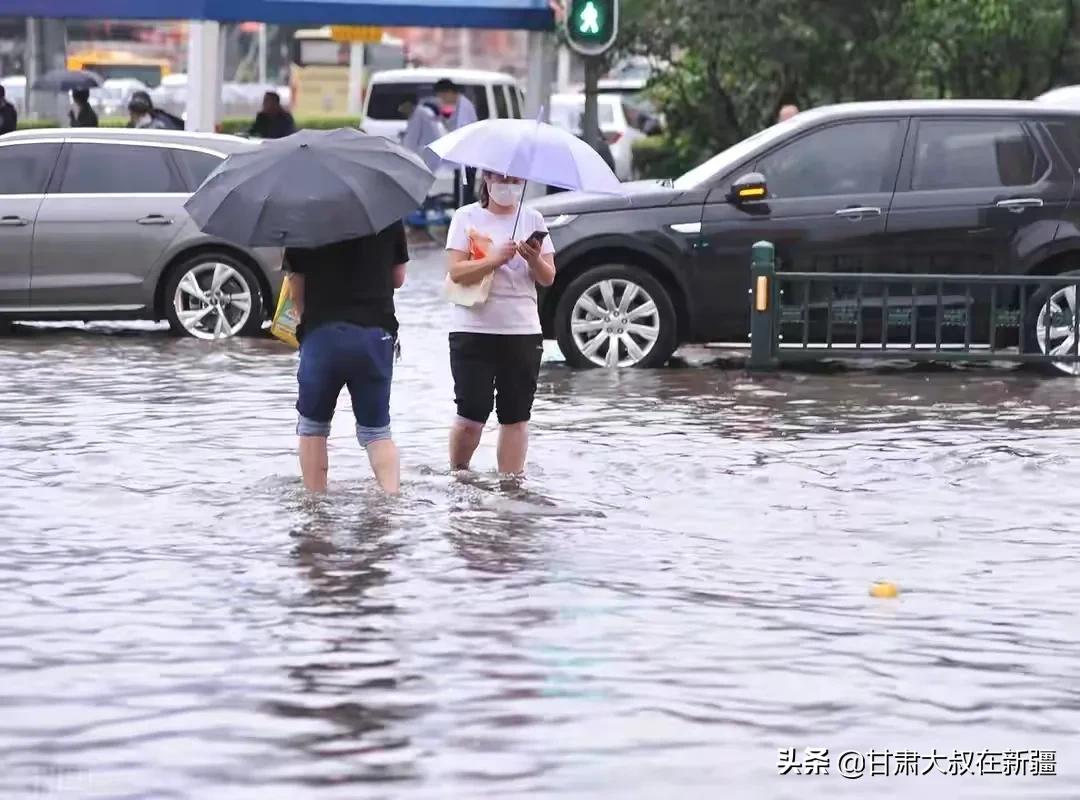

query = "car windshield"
[672,115,805,190]
[550,99,616,132]
[92,83,134,102]
[366,82,489,121]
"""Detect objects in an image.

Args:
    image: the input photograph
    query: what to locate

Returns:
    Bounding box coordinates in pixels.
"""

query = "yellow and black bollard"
[749,240,778,370]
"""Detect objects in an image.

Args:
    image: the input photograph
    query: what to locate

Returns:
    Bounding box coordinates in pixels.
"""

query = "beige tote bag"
[445,271,494,307]
[446,227,496,307]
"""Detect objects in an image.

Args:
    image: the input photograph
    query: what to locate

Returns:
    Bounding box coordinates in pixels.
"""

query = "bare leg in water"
[299,436,329,493]
[450,419,529,475]
[299,436,400,495]
[366,439,400,495]
[496,422,528,475]
[450,417,484,470]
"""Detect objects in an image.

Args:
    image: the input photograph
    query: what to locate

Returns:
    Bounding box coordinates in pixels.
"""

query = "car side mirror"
[728,172,768,203]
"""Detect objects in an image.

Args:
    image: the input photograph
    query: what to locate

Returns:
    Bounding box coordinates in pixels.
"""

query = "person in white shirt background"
[443,172,556,475]
[436,78,479,206]
[399,94,446,172]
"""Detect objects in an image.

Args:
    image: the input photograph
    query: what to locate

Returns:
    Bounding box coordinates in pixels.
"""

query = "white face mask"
[488,182,524,207]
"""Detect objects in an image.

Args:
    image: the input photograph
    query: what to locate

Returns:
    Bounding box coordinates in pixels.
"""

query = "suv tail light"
[604,131,623,145]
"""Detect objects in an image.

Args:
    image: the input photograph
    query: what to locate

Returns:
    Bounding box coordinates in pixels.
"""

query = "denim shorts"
[296,322,394,443]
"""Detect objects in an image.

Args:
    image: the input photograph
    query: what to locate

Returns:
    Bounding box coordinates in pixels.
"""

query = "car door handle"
[670,222,701,234]
[996,198,1043,213]
[137,214,173,225]
[0,215,29,227]
[834,206,882,220]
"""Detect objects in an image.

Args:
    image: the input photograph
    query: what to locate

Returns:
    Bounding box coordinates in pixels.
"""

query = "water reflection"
[1,251,1079,799]
[272,501,421,785]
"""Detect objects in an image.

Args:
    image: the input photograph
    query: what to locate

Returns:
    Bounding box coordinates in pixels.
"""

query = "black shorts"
[449,332,543,425]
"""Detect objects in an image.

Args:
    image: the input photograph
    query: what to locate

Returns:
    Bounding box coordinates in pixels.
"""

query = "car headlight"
[544,214,578,229]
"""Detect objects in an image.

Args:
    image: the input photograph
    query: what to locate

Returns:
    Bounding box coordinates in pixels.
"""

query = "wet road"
[2,247,1079,799]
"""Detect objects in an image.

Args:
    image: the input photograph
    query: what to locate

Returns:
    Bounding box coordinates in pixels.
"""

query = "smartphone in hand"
[525,230,548,247]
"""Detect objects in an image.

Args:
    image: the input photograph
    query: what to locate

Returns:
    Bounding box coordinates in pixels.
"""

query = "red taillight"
[604,131,623,145]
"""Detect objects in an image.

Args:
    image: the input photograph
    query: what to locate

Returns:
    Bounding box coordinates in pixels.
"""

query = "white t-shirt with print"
[445,203,556,335]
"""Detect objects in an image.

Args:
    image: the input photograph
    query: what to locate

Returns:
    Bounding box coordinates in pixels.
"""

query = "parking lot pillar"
[186,20,222,132]
[524,31,556,202]
[749,240,778,370]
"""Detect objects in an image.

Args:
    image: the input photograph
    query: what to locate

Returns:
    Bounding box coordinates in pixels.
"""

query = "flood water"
[2,247,1079,799]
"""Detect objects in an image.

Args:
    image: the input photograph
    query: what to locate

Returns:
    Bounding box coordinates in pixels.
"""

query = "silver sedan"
[0,128,283,339]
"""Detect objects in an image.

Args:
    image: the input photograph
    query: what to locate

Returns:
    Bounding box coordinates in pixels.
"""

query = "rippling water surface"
[2,249,1079,799]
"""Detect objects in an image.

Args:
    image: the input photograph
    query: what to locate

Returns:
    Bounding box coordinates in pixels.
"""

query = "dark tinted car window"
[366,81,490,121]
[173,149,223,190]
[366,82,437,121]
[59,143,181,194]
[756,121,901,199]
[472,87,490,120]
[493,84,509,119]
[0,142,61,195]
[509,86,522,118]
[1045,121,1080,171]
[912,120,1044,190]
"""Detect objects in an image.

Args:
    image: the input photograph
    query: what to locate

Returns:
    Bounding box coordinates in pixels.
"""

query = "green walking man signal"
[579,1,600,34]
[565,0,619,55]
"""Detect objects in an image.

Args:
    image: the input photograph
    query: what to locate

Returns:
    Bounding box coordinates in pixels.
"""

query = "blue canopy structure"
[2,0,555,30]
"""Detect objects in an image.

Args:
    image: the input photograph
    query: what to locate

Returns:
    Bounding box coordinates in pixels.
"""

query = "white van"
[362,68,524,197]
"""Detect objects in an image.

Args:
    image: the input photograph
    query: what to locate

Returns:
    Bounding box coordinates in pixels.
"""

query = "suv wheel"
[164,253,264,340]
[554,264,678,368]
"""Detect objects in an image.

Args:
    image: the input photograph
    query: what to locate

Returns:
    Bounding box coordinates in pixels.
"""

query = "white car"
[549,92,644,181]
[362,67,524,198]
[1036,85,1080,107]
[150,77,286,121]
[90,78,149,118]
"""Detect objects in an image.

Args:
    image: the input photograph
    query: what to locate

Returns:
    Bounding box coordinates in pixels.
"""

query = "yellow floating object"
[869,581,899,598]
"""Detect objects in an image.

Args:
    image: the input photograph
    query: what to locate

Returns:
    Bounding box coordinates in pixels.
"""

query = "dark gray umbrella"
[184,127,435,248]
[32,69,103,91]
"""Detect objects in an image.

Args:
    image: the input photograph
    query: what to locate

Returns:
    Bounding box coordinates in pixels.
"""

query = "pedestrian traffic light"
[565,0,618,56]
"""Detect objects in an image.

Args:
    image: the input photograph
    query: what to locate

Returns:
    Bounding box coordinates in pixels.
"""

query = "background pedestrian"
[0,85,17,135]
[69,88,98,128]
[249,91,296,140]
[436,78,479,206]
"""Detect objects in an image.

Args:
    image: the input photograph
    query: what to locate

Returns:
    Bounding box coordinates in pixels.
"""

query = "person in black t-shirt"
[284,221,409,495]
[249,91,297,140]
[0,85,17,136]
[69,89,98,128]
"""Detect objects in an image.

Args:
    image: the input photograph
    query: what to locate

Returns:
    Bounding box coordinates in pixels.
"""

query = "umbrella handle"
[510,180,528,241]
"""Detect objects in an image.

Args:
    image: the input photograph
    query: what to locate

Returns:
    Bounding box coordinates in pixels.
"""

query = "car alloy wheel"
[570,278,661,367]
[172,261,255,340]
[1035,284,1080,376]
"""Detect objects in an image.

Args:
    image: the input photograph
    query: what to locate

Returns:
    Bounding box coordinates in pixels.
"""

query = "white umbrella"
[427,116,623,195]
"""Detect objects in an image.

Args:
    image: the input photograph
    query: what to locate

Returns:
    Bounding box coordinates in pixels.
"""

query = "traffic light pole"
[565,0,618,154]
[583,55,602,152]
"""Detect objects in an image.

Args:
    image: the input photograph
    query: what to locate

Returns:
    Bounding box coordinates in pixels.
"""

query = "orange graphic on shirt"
[467,228,494,261]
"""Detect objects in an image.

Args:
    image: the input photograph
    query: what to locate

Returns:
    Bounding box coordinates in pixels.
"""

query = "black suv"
[531,100,1080,368]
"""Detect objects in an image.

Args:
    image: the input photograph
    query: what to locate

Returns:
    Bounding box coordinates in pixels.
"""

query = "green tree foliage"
[621,0,1075,174]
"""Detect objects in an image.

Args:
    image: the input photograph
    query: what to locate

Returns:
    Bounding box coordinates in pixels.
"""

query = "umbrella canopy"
[428,117,623,195]
[184,128,435,248]
[32,69,103,92]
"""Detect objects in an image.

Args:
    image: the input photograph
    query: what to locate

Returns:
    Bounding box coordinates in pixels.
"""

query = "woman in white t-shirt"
[444,172,557,474]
